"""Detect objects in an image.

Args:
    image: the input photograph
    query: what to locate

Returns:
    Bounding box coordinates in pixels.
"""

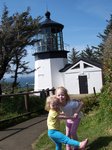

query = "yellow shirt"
[47,109,60,130]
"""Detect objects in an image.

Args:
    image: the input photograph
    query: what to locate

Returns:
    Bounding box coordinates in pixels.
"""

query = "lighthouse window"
[45,28,51,33]
[36,26,64,52]
[58,32,64,50]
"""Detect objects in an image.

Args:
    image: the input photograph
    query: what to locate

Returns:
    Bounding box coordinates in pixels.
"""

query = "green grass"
[78,111,112,150]
[32,109,112,150]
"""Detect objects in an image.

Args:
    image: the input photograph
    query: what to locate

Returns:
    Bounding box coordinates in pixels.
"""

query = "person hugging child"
[45,95,88,150]
[55,86,84,150]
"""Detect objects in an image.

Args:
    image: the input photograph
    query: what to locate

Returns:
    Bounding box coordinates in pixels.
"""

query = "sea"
[4,75,34,88]
[18,76,34,88]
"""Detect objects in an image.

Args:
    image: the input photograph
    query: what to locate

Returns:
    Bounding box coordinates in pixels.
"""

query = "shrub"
[97,85,112,122]
[82,95,99,113]
[0,95,46,120]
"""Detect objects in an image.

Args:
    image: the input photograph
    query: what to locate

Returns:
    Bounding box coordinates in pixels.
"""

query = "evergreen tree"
[95,14,112,63]
[97,15,112,122]
[80,45,97,61]
[0,5,41,83]
[68,48,80,64]
[9,48,30,92]
[103,29,112,85]
[98,29,112,122]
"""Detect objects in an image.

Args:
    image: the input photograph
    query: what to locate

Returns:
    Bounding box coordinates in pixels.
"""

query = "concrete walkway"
[0,115,47,150]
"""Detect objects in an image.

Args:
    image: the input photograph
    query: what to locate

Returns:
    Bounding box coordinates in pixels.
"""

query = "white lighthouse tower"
[33,11,68,91]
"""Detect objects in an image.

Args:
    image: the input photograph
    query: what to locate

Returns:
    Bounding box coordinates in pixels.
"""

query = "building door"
[79,75,88,94]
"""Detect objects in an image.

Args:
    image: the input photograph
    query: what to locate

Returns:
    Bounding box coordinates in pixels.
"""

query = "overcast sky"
[0,0,112,72]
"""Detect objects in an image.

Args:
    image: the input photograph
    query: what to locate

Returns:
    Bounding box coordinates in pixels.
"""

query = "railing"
[0,88,55,126]
[0,88,55,111]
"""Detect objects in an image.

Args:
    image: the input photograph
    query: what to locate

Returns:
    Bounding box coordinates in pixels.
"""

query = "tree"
[91,46,103,63]
[80,45,98,61]
[9,48,30,92]
[98,29,112,122]
[68,48,80,64]
[0,5,41,82]
[95,14,112,63]
[103,29,112,85]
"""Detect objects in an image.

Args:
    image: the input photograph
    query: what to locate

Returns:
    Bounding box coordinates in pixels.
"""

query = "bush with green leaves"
[97,85,112,122]
[81,95,99,114]
[0,95,46,120]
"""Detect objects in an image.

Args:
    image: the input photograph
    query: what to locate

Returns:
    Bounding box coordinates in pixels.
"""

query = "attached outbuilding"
[60,58,103,94]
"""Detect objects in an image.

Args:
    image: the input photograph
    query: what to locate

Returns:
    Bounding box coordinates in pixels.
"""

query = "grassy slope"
[32,108,112,150]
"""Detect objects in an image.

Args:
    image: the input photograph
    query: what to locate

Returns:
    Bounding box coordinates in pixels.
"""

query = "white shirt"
[60,100,79,117]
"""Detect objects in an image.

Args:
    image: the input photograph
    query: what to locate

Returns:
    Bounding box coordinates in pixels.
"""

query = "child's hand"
[73,113,78,119]
[60,112,64,115]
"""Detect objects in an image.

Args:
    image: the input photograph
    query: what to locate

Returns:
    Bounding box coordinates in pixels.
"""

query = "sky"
[0,0,112,72]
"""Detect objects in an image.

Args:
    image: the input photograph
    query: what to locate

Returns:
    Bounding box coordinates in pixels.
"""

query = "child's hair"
[55,86,70,102]
[45,95,58,111]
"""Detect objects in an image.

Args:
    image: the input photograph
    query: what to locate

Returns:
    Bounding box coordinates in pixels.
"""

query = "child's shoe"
[79,138,88,150]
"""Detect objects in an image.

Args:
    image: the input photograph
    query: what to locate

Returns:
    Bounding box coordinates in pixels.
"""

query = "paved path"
[0,115,47,150]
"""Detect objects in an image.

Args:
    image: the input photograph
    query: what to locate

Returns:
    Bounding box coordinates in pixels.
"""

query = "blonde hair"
[55,86,70,102]
[45,95,58,111]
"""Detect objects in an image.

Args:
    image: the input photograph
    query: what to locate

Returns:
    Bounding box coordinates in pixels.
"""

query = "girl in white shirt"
[55,86,84,150]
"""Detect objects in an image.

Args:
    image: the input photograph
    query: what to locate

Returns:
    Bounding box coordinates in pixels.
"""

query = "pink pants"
[66,117,81,150]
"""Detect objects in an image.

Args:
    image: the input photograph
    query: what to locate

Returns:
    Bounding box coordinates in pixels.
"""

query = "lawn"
[32,108,112,150]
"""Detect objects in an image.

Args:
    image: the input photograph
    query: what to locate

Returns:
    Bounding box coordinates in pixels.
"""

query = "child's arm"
[76,101,83,113]
[73,101,83,118]
[58,114,74,120]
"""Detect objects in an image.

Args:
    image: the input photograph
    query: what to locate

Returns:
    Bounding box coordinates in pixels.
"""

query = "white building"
[60,58,103,94]
[33,11,103,94]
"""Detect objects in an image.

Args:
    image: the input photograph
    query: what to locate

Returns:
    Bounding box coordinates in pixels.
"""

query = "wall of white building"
[63,60,103,94]
[50,58,67,88]
[34,57,67,91]
[87,71,103,93]
[34,59,52,91]
[64,73,80,94]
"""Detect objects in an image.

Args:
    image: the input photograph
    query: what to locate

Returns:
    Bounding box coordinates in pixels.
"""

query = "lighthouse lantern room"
[33,11,68,91]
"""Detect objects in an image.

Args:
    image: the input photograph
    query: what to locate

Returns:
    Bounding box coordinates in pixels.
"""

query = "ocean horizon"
[4,76,34,88]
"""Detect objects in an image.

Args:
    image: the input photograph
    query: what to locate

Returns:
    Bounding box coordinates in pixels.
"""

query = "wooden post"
[40,89,46,99]
[24,93,29,112]
[46,88,50,97]
[51,87,55,95]
[0,84,2,103]
[93,87,96,96]
[24,83,29,112]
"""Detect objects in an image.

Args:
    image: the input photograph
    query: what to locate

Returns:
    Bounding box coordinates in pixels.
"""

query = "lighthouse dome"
[40,11,64,30]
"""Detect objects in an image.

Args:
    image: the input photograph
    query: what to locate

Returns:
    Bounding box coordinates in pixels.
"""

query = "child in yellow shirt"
[45,95,88,150]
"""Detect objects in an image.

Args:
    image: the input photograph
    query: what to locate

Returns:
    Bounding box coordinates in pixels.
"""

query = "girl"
[45,95,88,150]
[55,86,84,150]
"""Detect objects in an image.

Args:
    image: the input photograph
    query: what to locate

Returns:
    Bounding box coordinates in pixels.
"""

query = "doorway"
[79,75,88,94]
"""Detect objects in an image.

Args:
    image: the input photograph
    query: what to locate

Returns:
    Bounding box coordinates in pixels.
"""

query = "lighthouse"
[33,11,103,95]
[33,11,68,91]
